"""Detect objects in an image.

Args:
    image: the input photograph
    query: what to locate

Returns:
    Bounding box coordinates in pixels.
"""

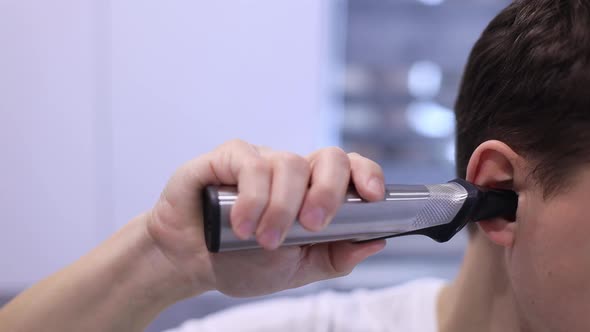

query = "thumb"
[293,239,386,287]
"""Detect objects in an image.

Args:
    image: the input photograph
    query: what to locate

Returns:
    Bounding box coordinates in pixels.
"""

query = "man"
[1,0,589,331]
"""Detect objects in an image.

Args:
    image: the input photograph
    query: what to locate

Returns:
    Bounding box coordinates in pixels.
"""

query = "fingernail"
[368,177,384,196]
[236,220,256,239]
[258,228,282,250]
[300,207,326,230]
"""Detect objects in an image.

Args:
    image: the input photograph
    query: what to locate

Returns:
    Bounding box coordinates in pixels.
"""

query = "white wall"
[0,0,100,291]
[0,1,329,290]
[109,0,327,228]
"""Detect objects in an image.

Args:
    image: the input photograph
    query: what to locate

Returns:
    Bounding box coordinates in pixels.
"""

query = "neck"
[437,232,522,332]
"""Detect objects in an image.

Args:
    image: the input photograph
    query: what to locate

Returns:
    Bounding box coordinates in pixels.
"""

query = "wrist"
[133,212,213,304]
[0,212,214,332]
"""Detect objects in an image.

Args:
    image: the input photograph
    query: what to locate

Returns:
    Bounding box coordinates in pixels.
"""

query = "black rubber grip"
[202,186,221,252]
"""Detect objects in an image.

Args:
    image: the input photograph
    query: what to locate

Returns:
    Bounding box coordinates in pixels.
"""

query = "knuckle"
[222,139,260,155]
[216,139,248,156]
[255,145,272,156]
[347,151,365,163]
[368,162,385,179]
[373,163,385,176]
[350,152,382,173]
[347,152,362,160]
[228,138,247,147]
[324,146,347,157]
[275,151,299,162]
[239,191,267,211]
[336,268,354,277]
[325,257,352,277]
[248,157,271,174]
[311,184,341,211]
[363,156,380,169]
[326,147,351,169]
[219,138,244,150]
[327,146,346,153]
[277,152,310,176]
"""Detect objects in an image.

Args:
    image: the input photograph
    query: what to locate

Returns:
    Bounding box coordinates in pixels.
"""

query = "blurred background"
[0,0,509,330]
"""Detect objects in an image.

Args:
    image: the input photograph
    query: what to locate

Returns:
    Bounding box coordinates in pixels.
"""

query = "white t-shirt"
[164,278,445,332]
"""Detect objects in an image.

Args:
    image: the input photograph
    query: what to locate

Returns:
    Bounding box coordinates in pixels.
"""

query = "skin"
[2,138,587,331]
[0,139,387,332]
[438,140,590,332]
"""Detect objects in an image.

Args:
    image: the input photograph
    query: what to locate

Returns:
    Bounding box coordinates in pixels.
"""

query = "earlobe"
[466,140,520,248]
[477,219,516,247]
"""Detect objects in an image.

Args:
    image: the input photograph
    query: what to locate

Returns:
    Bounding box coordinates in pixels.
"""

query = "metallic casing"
[213,182,468,252]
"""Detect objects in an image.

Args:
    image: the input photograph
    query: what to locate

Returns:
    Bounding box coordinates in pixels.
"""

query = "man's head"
[454,0,590,330]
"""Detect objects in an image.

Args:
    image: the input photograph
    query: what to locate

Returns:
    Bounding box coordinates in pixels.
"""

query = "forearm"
[0,213,207,332]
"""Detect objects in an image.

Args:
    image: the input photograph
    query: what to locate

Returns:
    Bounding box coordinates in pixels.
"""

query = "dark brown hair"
[454,0,590,233]
[454,0,590,235]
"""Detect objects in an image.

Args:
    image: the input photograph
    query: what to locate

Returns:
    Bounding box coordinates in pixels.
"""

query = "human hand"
[147,139,387,298]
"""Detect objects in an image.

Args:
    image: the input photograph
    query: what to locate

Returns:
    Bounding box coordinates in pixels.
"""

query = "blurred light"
[416,0,445,6]
[343,105,379,132]
[343,65,373,94]
[407,61,442,99]
[406,101,455,138]
[445,140,456,163]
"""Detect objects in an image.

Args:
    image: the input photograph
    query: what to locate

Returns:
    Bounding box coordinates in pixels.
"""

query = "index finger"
[164,139,272,240]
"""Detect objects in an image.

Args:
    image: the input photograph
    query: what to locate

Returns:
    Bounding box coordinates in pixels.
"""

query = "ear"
[466,140,520,248]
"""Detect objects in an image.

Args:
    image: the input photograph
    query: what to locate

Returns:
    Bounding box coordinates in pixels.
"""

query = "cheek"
[507,198,590,330]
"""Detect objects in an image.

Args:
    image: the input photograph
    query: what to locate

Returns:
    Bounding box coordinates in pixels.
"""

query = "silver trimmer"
[202,179,518,252]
